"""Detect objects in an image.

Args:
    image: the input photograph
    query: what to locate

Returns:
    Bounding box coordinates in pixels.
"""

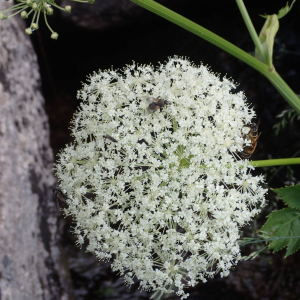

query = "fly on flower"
[141,96,170,113]
[52,187,68,212]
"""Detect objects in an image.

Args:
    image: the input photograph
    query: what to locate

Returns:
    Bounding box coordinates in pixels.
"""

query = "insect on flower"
[104,135,118,143]
[142,96,170,113]
[241,122,260,158]
[53,188,69,212]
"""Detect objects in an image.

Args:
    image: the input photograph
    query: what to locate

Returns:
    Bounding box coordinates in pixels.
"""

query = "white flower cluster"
[55,57,266,299]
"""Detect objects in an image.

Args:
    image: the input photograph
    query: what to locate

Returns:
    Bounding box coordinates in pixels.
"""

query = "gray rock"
[0,3,73,299]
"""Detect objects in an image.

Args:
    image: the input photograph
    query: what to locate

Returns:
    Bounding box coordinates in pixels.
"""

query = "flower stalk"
[252,157,300,168]
[235,0,268,65]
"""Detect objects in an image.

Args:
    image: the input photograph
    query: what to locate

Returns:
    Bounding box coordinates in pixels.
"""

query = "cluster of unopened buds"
[55,57,267,299]
[0,0,94,39]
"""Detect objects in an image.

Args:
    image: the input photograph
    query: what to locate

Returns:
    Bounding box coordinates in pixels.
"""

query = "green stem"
[130,0,265,71]
[130,0,300,115]
[251,157,300,167]
[267,70,300,115]
[235,0,267,64]
[43,10,53,33]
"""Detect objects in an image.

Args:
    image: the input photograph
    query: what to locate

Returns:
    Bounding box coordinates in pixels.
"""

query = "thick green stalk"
[251,157,300,167]
[130,0,300,115]
[235,0,267,64]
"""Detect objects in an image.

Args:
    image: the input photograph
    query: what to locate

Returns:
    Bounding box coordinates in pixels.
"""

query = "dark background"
[29,0,300,299]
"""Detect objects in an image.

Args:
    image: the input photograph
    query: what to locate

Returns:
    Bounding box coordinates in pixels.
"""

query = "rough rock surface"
[0,2,73,299]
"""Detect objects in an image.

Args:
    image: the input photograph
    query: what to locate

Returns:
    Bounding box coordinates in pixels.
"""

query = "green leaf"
[272,184,300,209]
[278,0,296,19]
[260,207,300,257]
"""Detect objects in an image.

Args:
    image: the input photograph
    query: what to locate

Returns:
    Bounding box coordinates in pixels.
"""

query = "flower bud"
[0,13,8,20]
[25,28,32,35]
[21,11,28,19]
[51,32,58,40]
[46,7,53,15]
[31,23,39,30]
[65,5,71,13]
[255,1,296,69]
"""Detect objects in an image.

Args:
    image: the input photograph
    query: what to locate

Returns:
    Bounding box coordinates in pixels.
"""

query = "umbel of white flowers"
[55,57,266,299]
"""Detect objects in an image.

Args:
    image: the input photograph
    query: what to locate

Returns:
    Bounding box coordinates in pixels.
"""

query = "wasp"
[142,96,170,113]
[104,135,118,143]
[241,122,260,159]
